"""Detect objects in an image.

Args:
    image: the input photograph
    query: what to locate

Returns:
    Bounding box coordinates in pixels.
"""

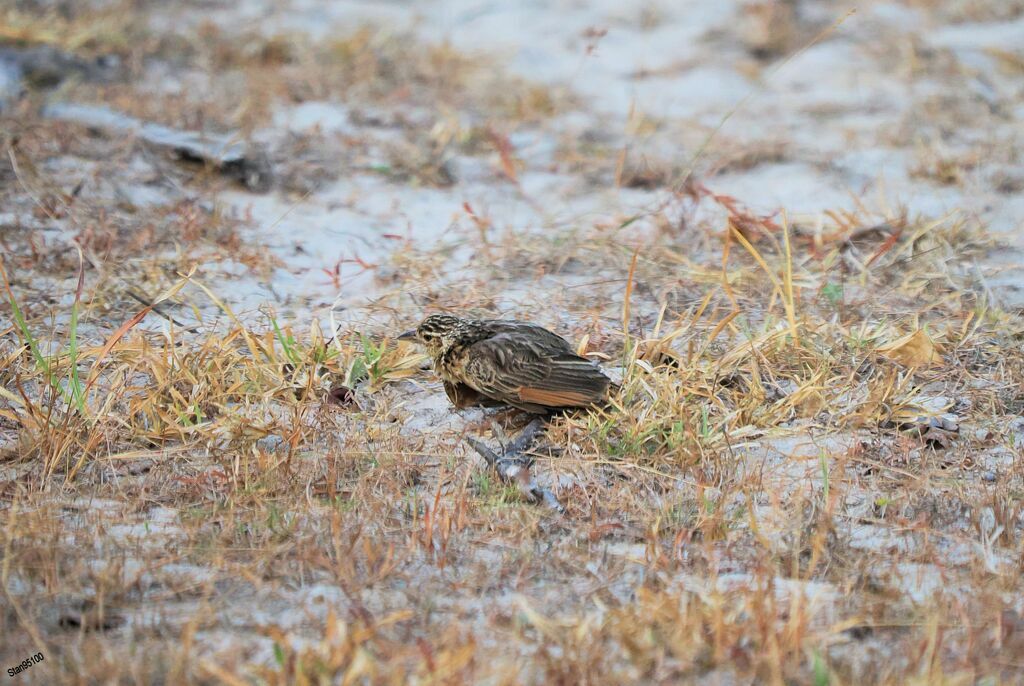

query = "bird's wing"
[479,320,578,355]
[462,333,609,409]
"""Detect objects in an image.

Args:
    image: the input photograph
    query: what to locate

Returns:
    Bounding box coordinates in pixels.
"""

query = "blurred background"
[3,0,1022,322]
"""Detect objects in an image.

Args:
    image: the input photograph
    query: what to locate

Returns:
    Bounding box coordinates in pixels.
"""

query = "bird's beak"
[397,329,418,342]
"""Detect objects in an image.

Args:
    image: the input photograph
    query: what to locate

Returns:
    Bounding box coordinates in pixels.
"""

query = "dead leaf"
[486,127,519,184]
[877,329,943,367]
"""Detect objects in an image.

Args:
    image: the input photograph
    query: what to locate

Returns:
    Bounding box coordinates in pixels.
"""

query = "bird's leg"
[490,421,508,453]
[494,407,534,431]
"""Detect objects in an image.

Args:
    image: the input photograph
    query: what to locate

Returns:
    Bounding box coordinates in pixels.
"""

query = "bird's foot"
[463,407,535,433]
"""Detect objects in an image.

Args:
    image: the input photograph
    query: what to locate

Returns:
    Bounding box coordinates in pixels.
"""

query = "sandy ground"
[2,0,1024,683]
[210,0,1024,314]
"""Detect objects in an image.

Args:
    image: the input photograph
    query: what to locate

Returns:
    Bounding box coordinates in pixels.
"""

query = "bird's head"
[398,314,466,358]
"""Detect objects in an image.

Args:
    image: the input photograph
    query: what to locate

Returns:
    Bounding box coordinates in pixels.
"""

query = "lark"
[399,314,610,413]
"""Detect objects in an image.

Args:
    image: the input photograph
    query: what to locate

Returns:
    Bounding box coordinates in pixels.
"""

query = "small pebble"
[256,435,286,452]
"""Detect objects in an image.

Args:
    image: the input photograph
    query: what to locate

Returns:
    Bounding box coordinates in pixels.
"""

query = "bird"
[398,314,611,414]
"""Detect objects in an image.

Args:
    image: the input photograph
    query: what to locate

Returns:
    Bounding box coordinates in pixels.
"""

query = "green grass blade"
[67,299,86,414]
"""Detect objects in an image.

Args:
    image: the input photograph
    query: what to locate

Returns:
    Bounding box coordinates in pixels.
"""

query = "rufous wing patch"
[517,386,593,407]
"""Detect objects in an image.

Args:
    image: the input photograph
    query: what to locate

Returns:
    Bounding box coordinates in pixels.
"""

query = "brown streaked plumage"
[399,314,610,413]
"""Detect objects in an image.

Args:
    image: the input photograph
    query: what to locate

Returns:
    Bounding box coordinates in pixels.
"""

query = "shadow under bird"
[399,314,611,414]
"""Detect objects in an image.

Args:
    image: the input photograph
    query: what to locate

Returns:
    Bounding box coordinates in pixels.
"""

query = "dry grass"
[4,186,1023,683]
[3,1,1024,684]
